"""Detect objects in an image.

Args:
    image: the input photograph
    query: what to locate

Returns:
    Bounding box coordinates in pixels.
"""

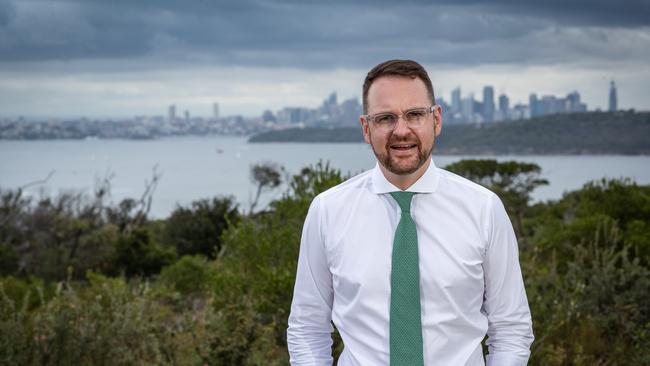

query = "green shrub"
[164,197,239,259]
[111,228,176,277]
[0,246,18,276]
[158,255,216,296]
[1,273,217,366]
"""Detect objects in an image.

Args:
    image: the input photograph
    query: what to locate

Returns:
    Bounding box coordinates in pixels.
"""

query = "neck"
[380,157,432,191]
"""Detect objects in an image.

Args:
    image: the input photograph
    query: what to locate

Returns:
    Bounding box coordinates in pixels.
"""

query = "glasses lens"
[404,108,429,125]
[373,113,397,130]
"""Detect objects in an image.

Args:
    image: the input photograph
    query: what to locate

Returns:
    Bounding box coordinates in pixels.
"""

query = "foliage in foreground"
[1,160,649,365]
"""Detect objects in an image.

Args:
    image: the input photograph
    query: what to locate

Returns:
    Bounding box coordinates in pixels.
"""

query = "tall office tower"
[321,92,340,118]
[497,94,509,121]
[451,87,461,114]
[213,102,220,120]
[340,98,362,126]
[566,91,580,112]
[184,110,190,122]
[482,86,495,122]
[529,94,538,118]
[499,94,509,113]
[609,80,617,112]
[168,105,176,122]
[262,110,276,123]
[541,95,557,115]
[461,94,475,122]
[323,92,338,107]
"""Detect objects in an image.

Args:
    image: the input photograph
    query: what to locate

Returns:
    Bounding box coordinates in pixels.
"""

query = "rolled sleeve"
[287,196,335,365]
[482,193,534,365]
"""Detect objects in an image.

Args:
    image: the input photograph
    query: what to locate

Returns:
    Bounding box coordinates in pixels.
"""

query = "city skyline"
[0,0,648,118]
[0,78,630,121]
[122,82,618,124]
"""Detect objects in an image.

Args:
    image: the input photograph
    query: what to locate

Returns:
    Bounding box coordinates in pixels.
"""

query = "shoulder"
[310,168,373,209]
[304,169,373,234]
[436,167,498,203]
[434,167,510,250]
[434,166,505,221]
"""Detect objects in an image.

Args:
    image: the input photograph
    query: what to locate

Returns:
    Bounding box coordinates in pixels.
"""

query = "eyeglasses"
[363,105,438,132]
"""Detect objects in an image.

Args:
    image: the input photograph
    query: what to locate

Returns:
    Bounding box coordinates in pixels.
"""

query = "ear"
[360,116,371,144]
[433,104,443,137]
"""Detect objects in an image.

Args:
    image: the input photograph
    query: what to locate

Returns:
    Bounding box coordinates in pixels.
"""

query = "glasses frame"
[362,105,439,132]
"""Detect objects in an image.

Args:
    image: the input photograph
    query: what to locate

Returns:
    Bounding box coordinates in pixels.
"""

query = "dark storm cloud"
[0,0,648,66]
[274,0,650,27]
[0,0,16,26]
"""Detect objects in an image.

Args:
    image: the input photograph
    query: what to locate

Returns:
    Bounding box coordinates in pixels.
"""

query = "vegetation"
[1,159,649,365]
[249,111,650,155]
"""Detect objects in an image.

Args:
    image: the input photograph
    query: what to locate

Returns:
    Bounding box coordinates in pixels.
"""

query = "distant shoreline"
[248,111,650,155]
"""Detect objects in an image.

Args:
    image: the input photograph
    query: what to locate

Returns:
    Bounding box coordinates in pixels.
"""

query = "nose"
[392,114,412,135]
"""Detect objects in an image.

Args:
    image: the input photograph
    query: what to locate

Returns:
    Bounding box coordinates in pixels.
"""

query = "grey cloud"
[0,0,648,68]
[0,0,16,26]
[275,0,650,27]
[480,0,650,28]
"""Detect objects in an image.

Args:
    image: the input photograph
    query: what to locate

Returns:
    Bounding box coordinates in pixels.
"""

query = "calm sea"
[1,136,649,218]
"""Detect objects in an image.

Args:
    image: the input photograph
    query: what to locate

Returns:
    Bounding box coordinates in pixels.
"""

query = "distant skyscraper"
[321,92,339,117]
[566,91,587,112]
[497,94,509,121]
[609,80,617,112]
[262,110,276,123]
[327,92,337,106]
[213,102,220,120]
[451,87,461,114]
[498,94,509,113]
[184,110,190,122]
[541,95,558,115]
[461,94,475,122]
[168,105,176,122]
[340,98,362,126]
[529,94,538,118]
[483,86,495,122]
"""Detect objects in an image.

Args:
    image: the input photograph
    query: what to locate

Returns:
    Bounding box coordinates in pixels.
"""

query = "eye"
[374,113,396,124]
[405,109,427,120]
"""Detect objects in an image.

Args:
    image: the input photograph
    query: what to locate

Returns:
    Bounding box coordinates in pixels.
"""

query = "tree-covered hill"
[249,111,650,155]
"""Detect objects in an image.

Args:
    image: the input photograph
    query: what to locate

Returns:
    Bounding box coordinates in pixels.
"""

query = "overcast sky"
[1,0,649,118]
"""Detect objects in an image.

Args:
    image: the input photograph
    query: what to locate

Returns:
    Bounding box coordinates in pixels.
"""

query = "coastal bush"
[0,274,213,366]
[0,179,157,280]
[522,179,650,365]
[1,162,649,364]
[110,228,176,277]
[0,245,18,276]
[157,255,216,296]
[164,196,239,259]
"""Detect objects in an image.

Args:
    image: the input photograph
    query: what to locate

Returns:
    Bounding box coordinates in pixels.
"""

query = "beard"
[370,131,434,176]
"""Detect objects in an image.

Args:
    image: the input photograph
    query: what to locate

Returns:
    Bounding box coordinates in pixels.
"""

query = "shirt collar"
[370,157,440,194]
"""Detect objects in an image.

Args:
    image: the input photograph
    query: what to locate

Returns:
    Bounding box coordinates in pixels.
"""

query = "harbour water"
[1,135,649,218]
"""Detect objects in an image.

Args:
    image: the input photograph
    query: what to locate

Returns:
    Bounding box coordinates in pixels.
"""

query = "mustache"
[387,134,420,146]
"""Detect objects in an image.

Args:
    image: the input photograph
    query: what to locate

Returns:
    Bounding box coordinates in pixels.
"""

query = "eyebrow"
[371,106,429,115]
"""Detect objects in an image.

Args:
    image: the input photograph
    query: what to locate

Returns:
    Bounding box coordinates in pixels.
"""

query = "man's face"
[360,76,442,176]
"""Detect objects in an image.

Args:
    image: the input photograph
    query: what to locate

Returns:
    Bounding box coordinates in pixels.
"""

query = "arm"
[482,193,534,366]
[287,196,335,365]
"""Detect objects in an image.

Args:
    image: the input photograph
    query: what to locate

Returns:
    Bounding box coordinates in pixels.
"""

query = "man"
[287,59,533,365]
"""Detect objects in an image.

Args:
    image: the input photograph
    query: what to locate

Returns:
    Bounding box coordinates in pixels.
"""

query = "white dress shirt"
[287,159,534,366]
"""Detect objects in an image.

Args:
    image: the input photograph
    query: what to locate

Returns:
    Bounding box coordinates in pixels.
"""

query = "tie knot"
[389,191,415,213]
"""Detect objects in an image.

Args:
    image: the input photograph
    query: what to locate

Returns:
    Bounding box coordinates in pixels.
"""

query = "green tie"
[389,191,424,366]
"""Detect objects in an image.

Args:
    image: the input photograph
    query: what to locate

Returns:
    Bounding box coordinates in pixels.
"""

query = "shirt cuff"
[486,352,530,366]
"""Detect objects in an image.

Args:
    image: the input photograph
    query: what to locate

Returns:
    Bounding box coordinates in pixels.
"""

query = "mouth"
[390,143,418,151]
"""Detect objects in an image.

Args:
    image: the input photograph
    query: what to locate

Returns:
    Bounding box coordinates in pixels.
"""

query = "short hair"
[362,59,436,114]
